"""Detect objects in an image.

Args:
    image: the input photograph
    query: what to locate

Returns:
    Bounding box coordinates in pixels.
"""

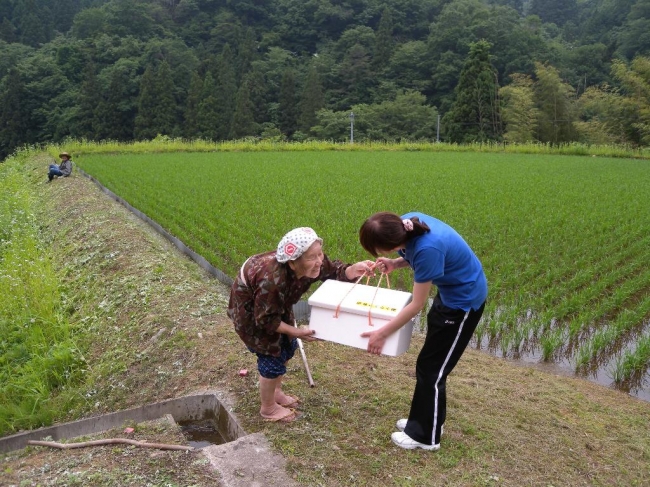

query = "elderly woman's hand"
[345,260,376,280]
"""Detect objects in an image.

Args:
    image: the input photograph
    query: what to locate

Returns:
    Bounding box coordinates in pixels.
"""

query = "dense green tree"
[297,62,324,134]
[13,0,54,42]
[19,52,71,142]
[196,71,219,139]
[310,108,352,142]
[0,41,33,80]
[94,62,137,141]
[381,0,442,40]
[500,73,538,143]
[183,70,202,139]
[16,7,49,46]
[0,0,648,149]
[277,68,298,137]
[561,43,610,95]
[236,27,257,83]
[214,44,237,140]
[533,62,576,144]
[54,41,89,84]
[486,0,523,14]
[0,67,28,158]
[155,61,177,135]
[529,0,578,27]
[578,0,635,46]
[443,40,501,143]
[617,0,650,60]
[272,0,329,53]
[247,63,270,125]
[361,90,439,141]
[0,17,16,43]
[52,0,81,34]
[0,0,12,21]
[384,41,430,95]
[336,43,374,107]
[72,59,101,139]
[611,56,650,145]
[207,10,243,54]
[230,75,258,138]
[331,25,375,61]
[312,90,438,142]
[428,0,535,110]
[372,7,394,72]
[103,0,158,40]
[574,85,631,145]
[70,8,107,39]
[134,64,158,139]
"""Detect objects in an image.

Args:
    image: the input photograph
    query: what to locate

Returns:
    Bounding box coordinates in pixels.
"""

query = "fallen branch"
[27,439,193,451]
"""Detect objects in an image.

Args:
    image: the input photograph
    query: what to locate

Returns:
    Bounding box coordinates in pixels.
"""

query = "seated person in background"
[48,152,73,182]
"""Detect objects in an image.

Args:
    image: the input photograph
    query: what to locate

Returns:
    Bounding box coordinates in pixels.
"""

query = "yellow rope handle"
[367,272,391,326]
[334,275,365,318]
[333,272,391,324]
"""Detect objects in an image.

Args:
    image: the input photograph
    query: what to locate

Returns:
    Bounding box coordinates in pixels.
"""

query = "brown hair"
[359,212,430,257]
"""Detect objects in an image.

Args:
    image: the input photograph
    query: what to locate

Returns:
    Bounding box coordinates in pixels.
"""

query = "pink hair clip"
[402,219,414,231]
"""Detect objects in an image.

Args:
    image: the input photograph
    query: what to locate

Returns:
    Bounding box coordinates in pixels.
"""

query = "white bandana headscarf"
[276,227,323,263]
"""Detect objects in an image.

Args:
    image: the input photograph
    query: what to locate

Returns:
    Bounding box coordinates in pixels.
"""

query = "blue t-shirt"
[398,212,487,311]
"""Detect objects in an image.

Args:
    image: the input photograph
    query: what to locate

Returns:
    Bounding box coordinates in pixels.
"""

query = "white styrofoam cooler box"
[307,279,414,356]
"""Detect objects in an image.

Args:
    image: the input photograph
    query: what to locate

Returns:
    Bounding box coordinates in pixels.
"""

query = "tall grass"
[47,136,650,160]
[0,154,85,435]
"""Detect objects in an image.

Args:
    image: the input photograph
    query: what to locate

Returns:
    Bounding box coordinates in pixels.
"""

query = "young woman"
[359,211,487,450]
[228,227,374,423]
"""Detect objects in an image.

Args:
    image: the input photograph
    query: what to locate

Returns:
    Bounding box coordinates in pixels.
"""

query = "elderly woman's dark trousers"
[403,295,485,446]
[48,164,63,181]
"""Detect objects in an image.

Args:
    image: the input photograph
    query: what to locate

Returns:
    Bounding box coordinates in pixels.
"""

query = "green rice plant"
[610,332,650,384]
[540,328,567,362]
[70,148,650,380]
[575,295,650,370]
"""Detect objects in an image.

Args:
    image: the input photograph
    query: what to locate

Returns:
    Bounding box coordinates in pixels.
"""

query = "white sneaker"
[391,431,440,451]
[396,419,443,436]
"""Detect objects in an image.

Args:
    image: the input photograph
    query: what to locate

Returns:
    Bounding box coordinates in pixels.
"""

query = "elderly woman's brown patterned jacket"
[227,251,352,356]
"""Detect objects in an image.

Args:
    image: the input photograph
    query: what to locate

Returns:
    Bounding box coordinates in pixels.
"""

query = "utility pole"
[350,112,354,144]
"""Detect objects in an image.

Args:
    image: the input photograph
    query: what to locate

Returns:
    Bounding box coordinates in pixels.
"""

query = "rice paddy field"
[76,151,650,401]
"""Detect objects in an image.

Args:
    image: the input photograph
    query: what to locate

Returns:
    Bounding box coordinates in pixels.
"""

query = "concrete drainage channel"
[0,391,301,487]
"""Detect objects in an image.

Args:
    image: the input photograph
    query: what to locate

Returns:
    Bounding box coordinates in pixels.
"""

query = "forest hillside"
[1,0,650,158]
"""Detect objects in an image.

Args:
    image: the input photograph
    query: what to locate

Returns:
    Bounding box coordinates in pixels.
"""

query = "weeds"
[0,155,86,435]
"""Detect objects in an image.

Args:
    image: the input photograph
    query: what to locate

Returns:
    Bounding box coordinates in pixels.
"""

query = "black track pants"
[403,295,485,446]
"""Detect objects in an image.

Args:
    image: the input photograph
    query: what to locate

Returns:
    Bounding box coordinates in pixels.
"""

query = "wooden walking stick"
[295,320,315,387]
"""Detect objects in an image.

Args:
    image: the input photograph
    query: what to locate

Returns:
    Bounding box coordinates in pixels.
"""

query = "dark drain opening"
[178,419,227,448]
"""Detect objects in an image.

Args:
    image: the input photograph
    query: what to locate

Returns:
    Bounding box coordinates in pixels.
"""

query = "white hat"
[276,227,323,263]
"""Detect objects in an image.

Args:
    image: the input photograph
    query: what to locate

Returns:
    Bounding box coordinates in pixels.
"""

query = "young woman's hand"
[375,257,395,274]
[361,327,388,355]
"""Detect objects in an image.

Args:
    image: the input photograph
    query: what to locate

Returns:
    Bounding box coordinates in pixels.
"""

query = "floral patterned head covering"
[276,227,323,263]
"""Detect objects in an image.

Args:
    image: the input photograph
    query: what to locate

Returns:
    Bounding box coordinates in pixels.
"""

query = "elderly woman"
[228,227,374,423]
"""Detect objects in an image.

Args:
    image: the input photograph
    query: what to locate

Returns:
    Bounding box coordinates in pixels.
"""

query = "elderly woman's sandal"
[276,393,301,409]
[261,407,297,423]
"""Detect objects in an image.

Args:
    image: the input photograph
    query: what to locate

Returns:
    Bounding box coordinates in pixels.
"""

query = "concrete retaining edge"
[77,167,311,321]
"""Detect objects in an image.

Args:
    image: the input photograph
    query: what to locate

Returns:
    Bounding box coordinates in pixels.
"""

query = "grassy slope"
[2,154,649,487]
